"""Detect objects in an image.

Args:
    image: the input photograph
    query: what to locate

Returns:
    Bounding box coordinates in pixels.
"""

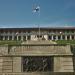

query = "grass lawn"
[0,40,75,45]
[54,40,75,45]
[0,40,22,45]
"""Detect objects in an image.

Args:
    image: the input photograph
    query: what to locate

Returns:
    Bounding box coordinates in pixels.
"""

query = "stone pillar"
[54,57,61,72]
[56,35,58,40]
[21,36,23,41]
[21,32,23,41]
[13,57,21,72]
[51,35,53,40]
[26,36,27,40]
[70,35,72,40]
[3,36,5,40]
[31,35,38,41]
[61,35,63,40]
[17,36,19,41]
[8,36,9,40]
[44,35,48,40]
[12,36,14,40]
[65,35,67,40]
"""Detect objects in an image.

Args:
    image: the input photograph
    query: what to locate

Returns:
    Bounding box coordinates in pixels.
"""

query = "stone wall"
[73,57,75,71]
[0,45,8,55]
[54,57,74,72]
[0,57,13,72]
[9,45,72,56]
[0,56,74,73]
[0,44,74,73]
[13,57,21,72]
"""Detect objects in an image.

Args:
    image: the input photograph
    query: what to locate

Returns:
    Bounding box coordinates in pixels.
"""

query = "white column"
[56,35,58,40]
[44,35,48,40]
[21,36,23,41]
[12,36,14,40]
[65,35,67,40]
[8,36,9,40]
[61,35,63,40]
[3,36,5,40]
[26,36,27,40]
[51,35,53,40]
[30,35,31,40]
[17,36,19,40]
[21,32,23,41]
[70,35,72,40]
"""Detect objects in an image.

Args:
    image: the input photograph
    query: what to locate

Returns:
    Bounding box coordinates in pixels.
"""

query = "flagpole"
[38,23,40,40]
[38,6,40,40]
[36,6,40,40]
[32,4,40,40]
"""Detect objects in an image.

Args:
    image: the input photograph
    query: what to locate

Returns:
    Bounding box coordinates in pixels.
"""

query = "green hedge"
[0,40,22,45]
[55,40,75,45]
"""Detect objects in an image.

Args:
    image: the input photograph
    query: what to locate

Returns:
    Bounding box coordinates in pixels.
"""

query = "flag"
[33,5,40,13]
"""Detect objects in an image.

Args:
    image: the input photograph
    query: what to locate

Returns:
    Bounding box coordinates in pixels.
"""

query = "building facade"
[0,27,75,75]
[0,27,75,41]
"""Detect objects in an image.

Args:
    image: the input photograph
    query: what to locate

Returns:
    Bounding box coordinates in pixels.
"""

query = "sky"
[0,0,75,28]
